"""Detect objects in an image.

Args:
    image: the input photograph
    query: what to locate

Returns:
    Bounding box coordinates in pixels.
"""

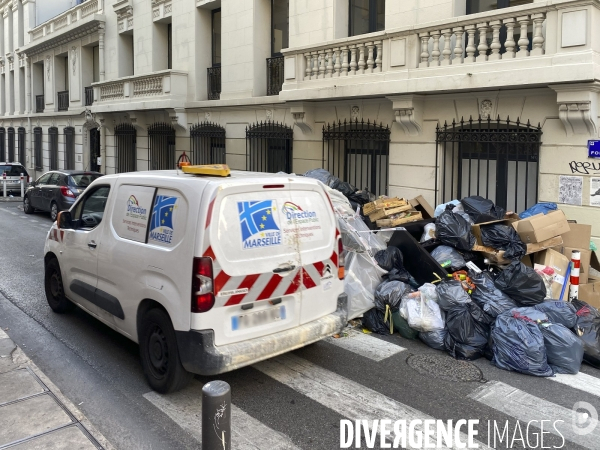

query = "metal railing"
[85,86,94,106]
[115,124,137,173]
[148,123,176,170]
[246,121,293,173]
[34,128,43,170]
[58,91,69,111]
[190,122,226,165]
[207,66,221,100]
[35,95,44,113]
[266,56,285,96]
[49,127,58,170]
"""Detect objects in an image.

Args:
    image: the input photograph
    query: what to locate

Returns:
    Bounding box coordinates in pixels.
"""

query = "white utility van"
[43,169,347,393]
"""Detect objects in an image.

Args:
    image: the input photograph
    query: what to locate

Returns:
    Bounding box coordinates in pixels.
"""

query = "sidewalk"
[0,328,114,450]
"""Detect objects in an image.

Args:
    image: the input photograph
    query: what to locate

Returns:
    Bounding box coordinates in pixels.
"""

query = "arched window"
[148,123,176,170]
[322,119,390,196]
[64,127,75,170]
[49,127,58,170]
[190,122,226,165]
[436,117,542,211]
[34,127,43,170]
[17,127,25,164]
[7,127,14,163]
[115,124,137,173]
[246,121,293,173]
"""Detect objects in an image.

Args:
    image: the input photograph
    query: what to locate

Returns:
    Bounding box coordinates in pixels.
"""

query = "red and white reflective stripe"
[48,228,64,243]
[569,250,581,301]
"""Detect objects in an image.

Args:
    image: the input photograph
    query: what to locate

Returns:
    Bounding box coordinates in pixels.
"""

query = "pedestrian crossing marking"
[549,372,600,398]
[325,328,406,361]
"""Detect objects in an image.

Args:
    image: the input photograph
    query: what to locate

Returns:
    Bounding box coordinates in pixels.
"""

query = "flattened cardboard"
[579,281,600,309]
[409,196,435,219]
[512,210,570,244]
[472,236,563,265]
[560,223,592,249]
[533,249,571,299]
[471,214,523,246]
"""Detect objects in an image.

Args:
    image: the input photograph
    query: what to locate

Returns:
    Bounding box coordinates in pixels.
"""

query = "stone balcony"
[280,0,600,102]
[29,0,104,44]
[91,70,188,110]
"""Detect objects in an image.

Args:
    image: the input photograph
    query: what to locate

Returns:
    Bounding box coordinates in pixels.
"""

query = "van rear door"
[193,181,303,346]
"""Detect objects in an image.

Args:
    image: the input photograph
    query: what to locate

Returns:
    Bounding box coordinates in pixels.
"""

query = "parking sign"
[589,140,600,158]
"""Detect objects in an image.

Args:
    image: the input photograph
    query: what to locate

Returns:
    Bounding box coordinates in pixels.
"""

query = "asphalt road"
[0,200,599,450]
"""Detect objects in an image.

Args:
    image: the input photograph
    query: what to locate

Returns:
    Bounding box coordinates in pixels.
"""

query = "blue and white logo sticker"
[238,200,282,249]
[149,195,178,245]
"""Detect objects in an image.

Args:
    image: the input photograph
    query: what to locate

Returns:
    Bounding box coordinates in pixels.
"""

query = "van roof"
[101,170,309,185]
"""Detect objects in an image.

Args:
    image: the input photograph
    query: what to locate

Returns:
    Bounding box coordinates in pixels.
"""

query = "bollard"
[569,250,581,301]
[20,173,24,198]
[2,174,5,198]
[202,380,231,450]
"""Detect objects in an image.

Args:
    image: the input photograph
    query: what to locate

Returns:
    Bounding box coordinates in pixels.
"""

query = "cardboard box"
[473,236,563,265]
[533,249,571,299]
[471,214,522,246]
[409,196,435,219]
[590,251,600,282]
[579,281,600,309]
[512,210,570,244]
[554,246,592,284]
[560,223,592,249]
[368,204,413,221]
[376,210,423,227]
[363,197,408,216]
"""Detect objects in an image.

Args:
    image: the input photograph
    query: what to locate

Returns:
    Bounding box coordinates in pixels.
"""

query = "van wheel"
[23,196,34,214]
[50,202,59,222]
[45,258,75,313]
[139,308,193,394]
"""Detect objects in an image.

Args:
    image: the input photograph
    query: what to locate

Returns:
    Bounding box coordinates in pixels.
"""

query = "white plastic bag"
[400,286,445,332]
[345,252,388,320]
[338,214,386,256]
[420,223,437,242]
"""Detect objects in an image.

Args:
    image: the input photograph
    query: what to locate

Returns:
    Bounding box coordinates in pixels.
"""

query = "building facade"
[3,0,600,245]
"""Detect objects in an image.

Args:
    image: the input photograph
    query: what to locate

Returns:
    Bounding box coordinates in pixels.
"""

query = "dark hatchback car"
[23,171,103,221]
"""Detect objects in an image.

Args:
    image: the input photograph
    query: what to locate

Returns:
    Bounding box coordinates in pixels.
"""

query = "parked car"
[43,168,346,393]
[0,162,29,196]
[24,170,103,221]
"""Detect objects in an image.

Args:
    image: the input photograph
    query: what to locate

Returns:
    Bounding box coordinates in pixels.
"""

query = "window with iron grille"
[34,127,43,170]
[0,128,5,162]
[115,123,137,173]
[190,122,226,165]
[436,117,542,212]
[148,123,175,171]
[17,127,25,164]
[64,127,75,170]
[7,128,14,163]
[49,127,58,170]
[322,119,390,196]
[246,121,293,173]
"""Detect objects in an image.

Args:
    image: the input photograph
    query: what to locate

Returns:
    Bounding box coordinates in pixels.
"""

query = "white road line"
[255,353,492,450]
[325,328,406,361]
[549,372,600,398]
[469,380,600,449]
[144,381,300,450]
[29,220,38,223]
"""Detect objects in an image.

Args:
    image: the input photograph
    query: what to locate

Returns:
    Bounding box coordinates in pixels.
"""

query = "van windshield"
[0,165,28,177]
[69,174,102,187]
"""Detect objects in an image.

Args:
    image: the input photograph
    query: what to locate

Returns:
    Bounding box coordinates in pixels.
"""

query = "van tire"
[45,258,75,313]
[139,308,193,394]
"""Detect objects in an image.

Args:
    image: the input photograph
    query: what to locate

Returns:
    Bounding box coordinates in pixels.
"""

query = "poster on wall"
[558,175,583,206]
[591,177,600,207]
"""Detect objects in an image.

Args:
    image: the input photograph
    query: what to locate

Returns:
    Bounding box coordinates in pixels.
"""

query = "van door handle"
[273,265,296,274]
[88,241,97,249]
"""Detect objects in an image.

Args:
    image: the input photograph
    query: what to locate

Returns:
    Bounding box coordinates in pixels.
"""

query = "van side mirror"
[57,211,74,229]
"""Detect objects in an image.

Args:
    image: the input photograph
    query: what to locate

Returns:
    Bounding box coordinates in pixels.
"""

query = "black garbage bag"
[444,302,490,361]
[471,272,518,318]
[430,245,466,271]
[435,211,476,251]
[494,261,546,306]
[539,323,584,374]
[375,247,404,272]
[534,301,578,329]
[383,268,414,287]
[373,280,411,313]
[392,312,419,339]
[336,181,357,197]
[480,224,527,261]
[304,169,339,188]
[419,329,447,351]
[461,196,506,224]
[491,308,554,377]
[362,308,389,335]
[571,299,600,368]
[348,190,375,206]
[436,280,471,311]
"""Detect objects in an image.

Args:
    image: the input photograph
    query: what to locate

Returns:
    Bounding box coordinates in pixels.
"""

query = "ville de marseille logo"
[238,200,282,249]
[149,195,178,244]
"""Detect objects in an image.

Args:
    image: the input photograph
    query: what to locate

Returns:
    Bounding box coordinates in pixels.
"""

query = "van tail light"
[192,257,215,313]
[337,236,345,279]
[60,186,75,198]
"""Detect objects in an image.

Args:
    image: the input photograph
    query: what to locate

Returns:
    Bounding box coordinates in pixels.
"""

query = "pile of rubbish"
[304,169,600,376]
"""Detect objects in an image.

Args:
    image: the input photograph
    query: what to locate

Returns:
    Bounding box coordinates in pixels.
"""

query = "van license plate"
[231,305,286,331]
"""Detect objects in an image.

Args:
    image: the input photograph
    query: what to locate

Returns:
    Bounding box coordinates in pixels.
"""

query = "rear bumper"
[56,197,75,211]
[176,293,348,375]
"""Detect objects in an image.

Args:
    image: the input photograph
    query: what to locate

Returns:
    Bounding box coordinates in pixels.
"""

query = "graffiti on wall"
[570,161,600,175]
